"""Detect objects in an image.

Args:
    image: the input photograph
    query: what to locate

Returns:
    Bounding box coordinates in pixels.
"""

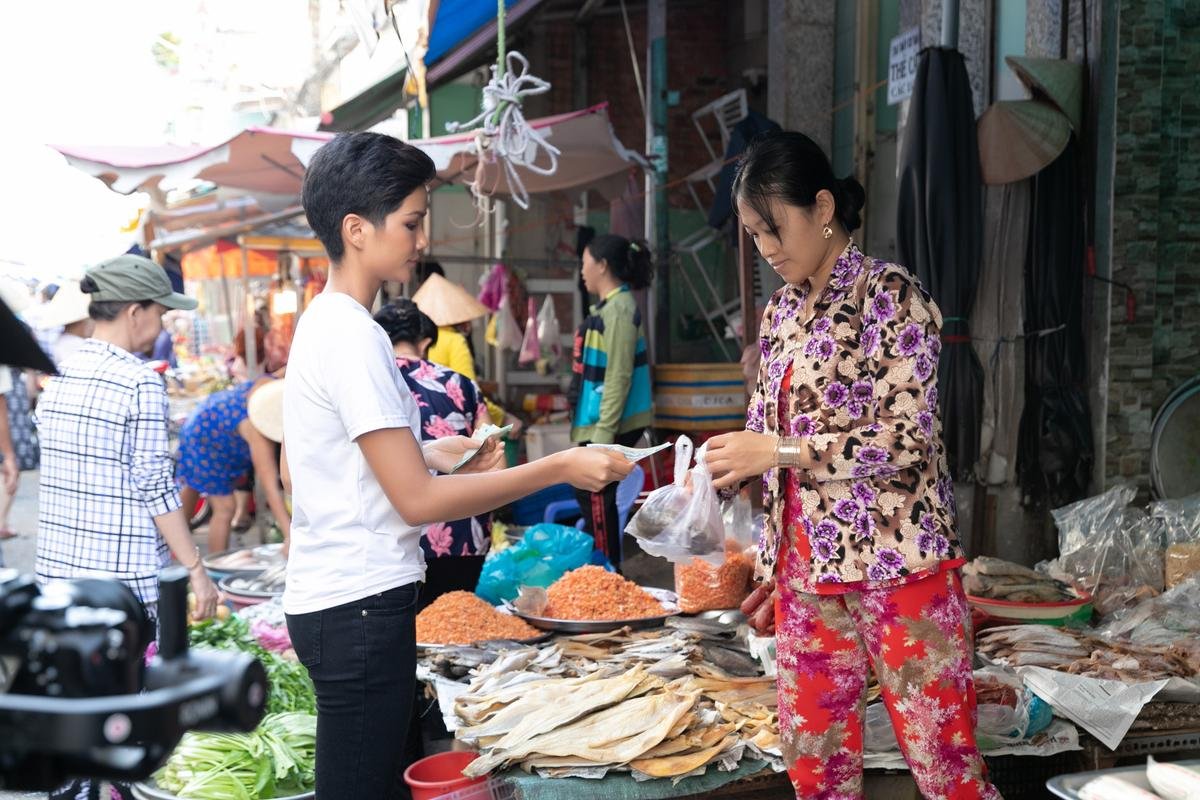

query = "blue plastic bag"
[475,524,608,605]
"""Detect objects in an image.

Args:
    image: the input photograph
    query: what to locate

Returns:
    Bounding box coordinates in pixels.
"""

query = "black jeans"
[287,583,419,800]
[573,429,644,570]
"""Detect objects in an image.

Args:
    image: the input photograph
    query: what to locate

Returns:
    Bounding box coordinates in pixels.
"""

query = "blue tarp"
[427,0,521,64]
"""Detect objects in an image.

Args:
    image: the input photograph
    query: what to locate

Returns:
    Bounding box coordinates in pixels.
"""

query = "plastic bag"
[536,295,562,364]
[627,437,726,565]
[1152,493,1200,545]
[1051,483,1166,614]
[477,262,508,312]
[518,297,540,365]
[1096,573,1200,646]
[864,703,899,752]
[1153,493,1200,587]
[493,295,524,352]
[475,523,599,605]
[674,490,756,613]
[626,437,695,552]
[674,542,754,613]
[973,666,1036,749]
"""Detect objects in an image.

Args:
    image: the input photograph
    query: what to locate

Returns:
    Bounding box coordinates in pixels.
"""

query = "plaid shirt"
[35,339,176,604]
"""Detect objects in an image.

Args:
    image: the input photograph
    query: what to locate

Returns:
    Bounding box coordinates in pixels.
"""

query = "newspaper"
[1016,666,1172,750]
[863,719,1081,770]
[415,664,471,733]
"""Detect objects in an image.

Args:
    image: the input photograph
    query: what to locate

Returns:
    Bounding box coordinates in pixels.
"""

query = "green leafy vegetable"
[155,713,317,799]
[188,616,315,715]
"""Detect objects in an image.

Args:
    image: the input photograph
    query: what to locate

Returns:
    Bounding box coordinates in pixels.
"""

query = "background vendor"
[569,233,654,569]
[177,375,290,555]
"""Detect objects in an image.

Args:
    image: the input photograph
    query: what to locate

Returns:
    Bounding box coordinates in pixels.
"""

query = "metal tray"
[417,631,553,650]
[218,575,283,599]
[203,543,285,574]
[1046,758,1200,799]
[133,780,312,800]
[508,587,680,634]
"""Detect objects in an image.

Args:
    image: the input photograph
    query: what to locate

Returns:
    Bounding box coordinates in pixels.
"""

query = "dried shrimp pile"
[545,566,665,621]
[417,591,540,645]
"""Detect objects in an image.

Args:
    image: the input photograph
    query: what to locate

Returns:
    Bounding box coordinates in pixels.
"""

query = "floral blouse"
[747,242,963,591]
[396,356,492,559]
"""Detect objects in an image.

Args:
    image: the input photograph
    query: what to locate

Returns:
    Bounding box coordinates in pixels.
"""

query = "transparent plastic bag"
[864,703,899,752]
[627,437,726,564]
[1152,493,1200,587]
[674,541,754,613]
[627,436,694,549]
[722,489,755,551]
[1152,493,1200,545]
[674,489,756,612]
[1097,573,1200,646]
[518,297,540,365]
[973,666,1032,749]
[1051,483,1166,613]
[536,295,562,364]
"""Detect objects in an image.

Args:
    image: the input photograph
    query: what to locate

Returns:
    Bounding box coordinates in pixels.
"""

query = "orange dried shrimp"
[544,566,665,621]
[416,591,540,645]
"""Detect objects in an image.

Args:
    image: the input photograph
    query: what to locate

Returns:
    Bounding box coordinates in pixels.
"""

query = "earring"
[822,224,833,240]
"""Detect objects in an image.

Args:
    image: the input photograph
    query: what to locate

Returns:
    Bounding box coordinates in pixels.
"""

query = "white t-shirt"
[282,292,425,614]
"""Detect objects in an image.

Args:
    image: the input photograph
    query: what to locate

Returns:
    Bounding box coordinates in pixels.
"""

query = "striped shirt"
[35,339,175,604]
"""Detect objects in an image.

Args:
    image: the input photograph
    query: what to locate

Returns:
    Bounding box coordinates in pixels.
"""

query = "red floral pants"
[775,556,1002,799]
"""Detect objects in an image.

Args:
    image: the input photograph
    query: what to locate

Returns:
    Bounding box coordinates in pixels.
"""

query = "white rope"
[445,51,559,211]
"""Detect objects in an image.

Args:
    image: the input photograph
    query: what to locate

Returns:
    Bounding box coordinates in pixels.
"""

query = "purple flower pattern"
[746,242,961,590]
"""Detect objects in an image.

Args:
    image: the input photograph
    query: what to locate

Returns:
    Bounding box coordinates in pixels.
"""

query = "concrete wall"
[1105,0,1200,491]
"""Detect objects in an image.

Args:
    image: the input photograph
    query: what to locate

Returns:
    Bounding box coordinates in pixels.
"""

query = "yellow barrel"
[653,363,747,431]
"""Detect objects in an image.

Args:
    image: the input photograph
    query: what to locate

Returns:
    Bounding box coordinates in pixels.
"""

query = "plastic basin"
[403,751,486,800]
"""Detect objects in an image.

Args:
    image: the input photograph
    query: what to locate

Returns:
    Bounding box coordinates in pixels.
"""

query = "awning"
[181,240,278,282]
[56,104,643,201]
[320,0,548,132]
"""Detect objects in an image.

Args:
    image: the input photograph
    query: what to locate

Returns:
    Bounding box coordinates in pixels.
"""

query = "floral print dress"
[754,243,999,799]
[177,380,259,496]
[396,356,491,559]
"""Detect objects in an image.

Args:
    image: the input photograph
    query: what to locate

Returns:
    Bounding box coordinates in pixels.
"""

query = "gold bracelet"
[776,437,807,469]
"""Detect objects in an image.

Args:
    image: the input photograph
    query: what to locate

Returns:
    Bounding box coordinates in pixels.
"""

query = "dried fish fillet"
[464,690,697,777]
[631,735,739,778]
[459,668,641,740]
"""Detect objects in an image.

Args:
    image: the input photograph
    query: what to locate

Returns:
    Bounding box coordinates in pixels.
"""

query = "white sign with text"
[887,27,921,105]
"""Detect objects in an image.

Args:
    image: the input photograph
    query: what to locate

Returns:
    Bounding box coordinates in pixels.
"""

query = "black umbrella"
[0,298,55,374]
[1016,138,1093,507]
[897,46,985,481]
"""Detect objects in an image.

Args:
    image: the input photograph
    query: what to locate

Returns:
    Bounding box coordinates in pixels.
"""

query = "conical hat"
[1005,56,1084,132]
[411,272,489,327]
[39,281,93,328]
[977,100,1071,185]
[247,379,285,443]
[0,278,31,315]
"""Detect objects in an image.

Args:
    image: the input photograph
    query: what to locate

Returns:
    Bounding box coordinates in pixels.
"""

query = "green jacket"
[568,286,653,443]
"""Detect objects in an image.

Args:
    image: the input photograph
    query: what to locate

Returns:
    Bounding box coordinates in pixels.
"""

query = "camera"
[0,566,267,791]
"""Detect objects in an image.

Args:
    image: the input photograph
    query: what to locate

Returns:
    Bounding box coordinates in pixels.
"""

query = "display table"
[493,760,792,800]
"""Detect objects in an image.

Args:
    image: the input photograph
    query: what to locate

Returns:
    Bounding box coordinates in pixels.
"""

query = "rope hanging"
[443,1,559,213]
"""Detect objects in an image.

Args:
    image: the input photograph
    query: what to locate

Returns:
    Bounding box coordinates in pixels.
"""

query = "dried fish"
[630,735,740,779]
[963,557,1078,602]
[463,690,698,776]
